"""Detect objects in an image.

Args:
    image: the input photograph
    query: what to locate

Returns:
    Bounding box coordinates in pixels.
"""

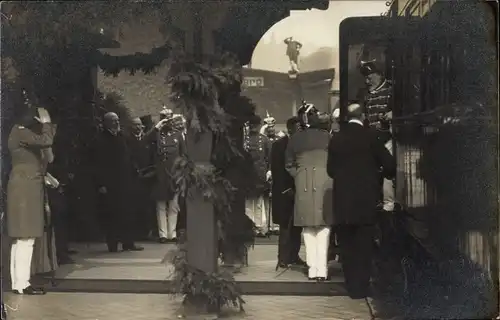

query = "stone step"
[39,277,347,296]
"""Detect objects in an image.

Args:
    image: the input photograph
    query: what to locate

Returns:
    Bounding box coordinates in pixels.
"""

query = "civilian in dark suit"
[94,112,144,253]
[326,103,396,299]
[271,117,305,269]
[126,117,156,240]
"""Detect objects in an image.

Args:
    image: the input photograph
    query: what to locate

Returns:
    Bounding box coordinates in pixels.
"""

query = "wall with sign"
[241,68,334,126]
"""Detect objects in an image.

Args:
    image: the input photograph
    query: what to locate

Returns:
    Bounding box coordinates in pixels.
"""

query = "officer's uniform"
[244,123,271,236]
[261,116,281,234]
[152,121,186,241]
[360,60,395,212]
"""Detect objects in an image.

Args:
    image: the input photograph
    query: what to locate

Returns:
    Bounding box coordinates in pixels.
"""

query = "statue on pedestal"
[284,36,302,75]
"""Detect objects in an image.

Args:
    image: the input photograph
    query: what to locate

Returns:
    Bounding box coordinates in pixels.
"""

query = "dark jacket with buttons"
[285,128,333,227]
[145,127,186,201]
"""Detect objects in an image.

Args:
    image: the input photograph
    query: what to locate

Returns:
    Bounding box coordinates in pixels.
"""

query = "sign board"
[243,76,265,88]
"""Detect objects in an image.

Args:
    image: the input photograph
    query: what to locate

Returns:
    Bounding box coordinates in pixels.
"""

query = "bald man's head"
[346,103,365,121]
[103,112,120,134]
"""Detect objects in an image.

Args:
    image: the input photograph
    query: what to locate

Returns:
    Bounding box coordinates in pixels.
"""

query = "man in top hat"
[359,59,395,215]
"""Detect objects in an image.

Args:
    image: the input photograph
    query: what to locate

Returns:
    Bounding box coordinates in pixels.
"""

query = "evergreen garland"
[96,43,177,76]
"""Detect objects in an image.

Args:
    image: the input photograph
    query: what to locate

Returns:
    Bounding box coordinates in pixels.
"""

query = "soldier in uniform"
[244,116,272,237]
[286,103,334,281]
[260,112,282,234]
[360,59,395,214]
[148,108,186,244]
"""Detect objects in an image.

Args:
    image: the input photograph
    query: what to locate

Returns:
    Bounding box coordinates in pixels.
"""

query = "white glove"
[44,173,59,189]
[266,170,272,181]
[332,108,340,119]
[155,118,169,129]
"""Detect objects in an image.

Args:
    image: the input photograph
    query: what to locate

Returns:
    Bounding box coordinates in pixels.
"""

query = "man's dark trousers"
[278,216,302,265]
[100,191,135,251]
[336,224,376,298]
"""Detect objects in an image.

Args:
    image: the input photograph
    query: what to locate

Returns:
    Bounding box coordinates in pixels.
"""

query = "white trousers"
[245,195,268,233]
[10,238,35,291]
[289,60,300,73]
[156,194,179,239]
[383,139,395,211]
[303,227,331,278]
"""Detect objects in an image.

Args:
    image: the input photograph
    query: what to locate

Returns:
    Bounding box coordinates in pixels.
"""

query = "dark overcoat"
[285,128,333,227]
[326,122,396,225]
[93,130,135,217]
[6,123,57,238]
[270,135,295,226]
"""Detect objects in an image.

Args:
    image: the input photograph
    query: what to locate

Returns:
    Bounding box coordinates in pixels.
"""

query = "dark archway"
[215,1,329,65]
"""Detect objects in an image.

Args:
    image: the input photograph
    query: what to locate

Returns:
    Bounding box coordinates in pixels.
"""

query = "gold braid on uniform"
[164,52,257,313]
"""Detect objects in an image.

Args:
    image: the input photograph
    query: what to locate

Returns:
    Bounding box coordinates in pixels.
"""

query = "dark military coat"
[147,128,186,201]
[244,132,271,196]
[285,128,333,227]
[270,135,295,226]
[364,80,393,134]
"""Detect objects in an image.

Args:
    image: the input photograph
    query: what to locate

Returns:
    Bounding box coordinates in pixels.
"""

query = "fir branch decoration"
[168,61,236,136]
[163,243,245,312]
[173,157,236,217]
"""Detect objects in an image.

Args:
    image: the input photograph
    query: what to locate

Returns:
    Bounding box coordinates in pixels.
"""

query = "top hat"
[360,59,381,77]
[297,102,319,127]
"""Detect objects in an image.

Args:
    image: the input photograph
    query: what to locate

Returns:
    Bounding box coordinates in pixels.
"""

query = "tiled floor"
[3,292,373,320]
[54,243,342,282]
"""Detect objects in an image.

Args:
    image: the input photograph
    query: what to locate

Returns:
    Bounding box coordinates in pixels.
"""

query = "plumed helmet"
[159,106,173,118]
[360,59,381,77]
[263,110,276,127]
[297,101,319,127]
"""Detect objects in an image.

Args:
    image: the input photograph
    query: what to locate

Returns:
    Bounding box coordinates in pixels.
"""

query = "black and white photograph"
[0,1,498,319]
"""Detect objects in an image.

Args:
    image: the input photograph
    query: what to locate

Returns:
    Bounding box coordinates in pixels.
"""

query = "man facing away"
[94,112,144,252]
[271,116,306,269]
[326,103,396,301]
[285,104,334,281]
